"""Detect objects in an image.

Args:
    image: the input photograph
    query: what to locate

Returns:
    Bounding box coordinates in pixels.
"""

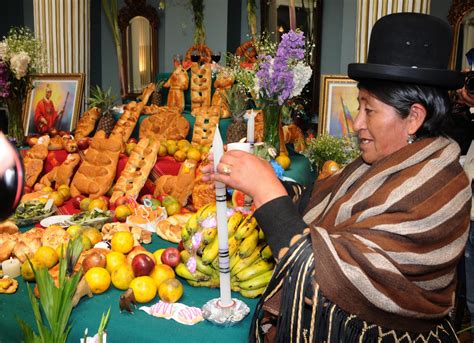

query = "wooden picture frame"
[318,75,359,137]
[23,73,84,136]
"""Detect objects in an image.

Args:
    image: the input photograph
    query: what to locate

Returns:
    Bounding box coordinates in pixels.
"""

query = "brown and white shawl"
[250,137,471,342]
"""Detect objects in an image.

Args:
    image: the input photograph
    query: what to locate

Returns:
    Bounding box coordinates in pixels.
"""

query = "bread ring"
[185,44,213,64]
[236,40,257,64]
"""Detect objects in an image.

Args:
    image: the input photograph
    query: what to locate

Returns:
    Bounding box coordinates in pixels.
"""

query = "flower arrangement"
[0,27,45,99]
[303,134,360,172]
[0,27,45,145]
[254,30,312,106]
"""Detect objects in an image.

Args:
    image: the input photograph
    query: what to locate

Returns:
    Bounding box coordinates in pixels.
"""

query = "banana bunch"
[176,203,275,298]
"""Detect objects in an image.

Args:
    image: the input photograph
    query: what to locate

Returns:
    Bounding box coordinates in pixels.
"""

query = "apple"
[98,195,110,209]
[77,138,90,150]
[161,247,181,268]
[114,195,129,208]
[126,246,156,265]
[131,253,155,277]
[127,138,138,144]
[125,143,137,156]
[72,195,85,209]
[140,194,153,204]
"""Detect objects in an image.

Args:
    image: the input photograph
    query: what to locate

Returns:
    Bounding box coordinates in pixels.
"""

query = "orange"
[177,139,191,149]
[56,243,69,259]
[80,198,92,211]
[81,234,92,251]
[186,147,201,162]
[157,144,168,157]
[41,186,54,193]
[173,150,187,162]
[158,278,183,303]
[166,143,178,156]
[84,267,111,294]
[275,154,291,170]
[66,224,83,239]
[115,204,132,222]
[34,246,59,269]
[106,251,127,274]
[20,258,44,281]
[57,186,71,200]
[82,227,103,246]
[165,202,181,216]
[111,231,134,254]
[149,264,175,288]
[129,276,157,303]
[88,198,107,211]
[111,264,135,290]
[48,191,65,207]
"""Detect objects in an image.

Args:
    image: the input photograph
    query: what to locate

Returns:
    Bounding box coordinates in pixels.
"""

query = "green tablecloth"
[0,234,259,343]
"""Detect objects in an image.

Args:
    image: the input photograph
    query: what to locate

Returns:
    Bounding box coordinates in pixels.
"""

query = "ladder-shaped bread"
[110,138,160,204]
[191,106,220,146]
[70,130,122,199]
[190,63,212,111]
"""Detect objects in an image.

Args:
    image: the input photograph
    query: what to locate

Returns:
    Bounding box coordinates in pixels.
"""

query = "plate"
[40,215,73,228]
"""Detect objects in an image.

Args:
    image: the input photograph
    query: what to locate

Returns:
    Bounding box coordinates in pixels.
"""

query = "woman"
[202,13,471,342]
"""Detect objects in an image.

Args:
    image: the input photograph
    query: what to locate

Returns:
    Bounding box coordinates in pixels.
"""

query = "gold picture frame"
[318,75,359,137]
[23,73,84,136]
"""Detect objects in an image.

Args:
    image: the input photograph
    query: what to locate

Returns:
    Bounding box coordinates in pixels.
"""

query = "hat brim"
[348,63,464,90]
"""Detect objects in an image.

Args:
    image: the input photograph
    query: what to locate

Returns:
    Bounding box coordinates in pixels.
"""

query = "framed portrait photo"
[318,75,359,137]
[23,73,85,136]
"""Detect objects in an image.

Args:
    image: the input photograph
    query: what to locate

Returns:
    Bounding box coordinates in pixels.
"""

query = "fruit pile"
[156,139,210,163]
[176,204,275,298]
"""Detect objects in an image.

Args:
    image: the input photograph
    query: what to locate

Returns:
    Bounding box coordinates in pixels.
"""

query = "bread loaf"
[70,130,122,198]
[191,106,220,146]
[138,107,190,142]
[154,159,198,206]
[212,71,234,118]
[24,135,50,187]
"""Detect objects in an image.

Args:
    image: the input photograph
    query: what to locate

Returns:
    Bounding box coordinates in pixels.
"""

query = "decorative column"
[33,0,90,109]
[356,0,431,63]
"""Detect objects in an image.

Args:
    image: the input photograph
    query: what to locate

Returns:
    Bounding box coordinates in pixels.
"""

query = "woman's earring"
[407,134,416,144]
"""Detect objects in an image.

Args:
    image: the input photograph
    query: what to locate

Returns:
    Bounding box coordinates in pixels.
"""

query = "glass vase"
[6,97,25,147]
[262,101,282,150]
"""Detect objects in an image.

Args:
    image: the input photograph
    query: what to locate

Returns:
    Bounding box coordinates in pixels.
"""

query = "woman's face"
[353,89,411,164]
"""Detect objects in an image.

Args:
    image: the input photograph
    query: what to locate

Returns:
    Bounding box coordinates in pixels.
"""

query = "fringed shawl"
[250,137,471,342]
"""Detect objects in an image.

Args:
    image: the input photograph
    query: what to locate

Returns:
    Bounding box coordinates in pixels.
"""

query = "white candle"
[2,257,21,278]
[246,110,256,152]
[212,126,232,307]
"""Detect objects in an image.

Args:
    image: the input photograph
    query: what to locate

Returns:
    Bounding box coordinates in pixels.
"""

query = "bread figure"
[191,106,220,146]
[282,124,306,153]
[74,107,101,140]
[39,153,81,188]
[24,135,50,187]
[70,130,122,199]
[211,71,234,118]
[138,107,190,142]
[154,159,198,206]
[163,65,189,113]
[190,63,212,111]
[110,138,160,204]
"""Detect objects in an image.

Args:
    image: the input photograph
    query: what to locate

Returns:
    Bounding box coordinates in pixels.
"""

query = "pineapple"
[88,85,117,135]
[225,84,248,143]
[151,79,166,106]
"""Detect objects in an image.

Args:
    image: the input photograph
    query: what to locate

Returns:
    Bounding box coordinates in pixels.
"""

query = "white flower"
[10,51,30,79]
[0,42,8,60]
[291,62,312,98]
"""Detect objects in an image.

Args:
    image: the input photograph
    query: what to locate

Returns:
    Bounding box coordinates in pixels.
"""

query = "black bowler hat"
[348,13,464,89]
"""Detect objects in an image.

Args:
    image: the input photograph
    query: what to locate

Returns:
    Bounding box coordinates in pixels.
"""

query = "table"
[0,231,260,343]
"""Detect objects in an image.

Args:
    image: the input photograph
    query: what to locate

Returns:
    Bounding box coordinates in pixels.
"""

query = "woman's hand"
[200,150,288,209]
